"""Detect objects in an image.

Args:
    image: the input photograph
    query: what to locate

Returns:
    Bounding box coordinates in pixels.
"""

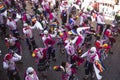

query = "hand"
[13,71,17,75]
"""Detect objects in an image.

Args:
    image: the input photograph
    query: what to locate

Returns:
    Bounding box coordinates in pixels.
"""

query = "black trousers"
[47,46,55,60]
[7,69,21,80]
[84,61,94,75]
[0,24,6,36]
[26,37,36,50]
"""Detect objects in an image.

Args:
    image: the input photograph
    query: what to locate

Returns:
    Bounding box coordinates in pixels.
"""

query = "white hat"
[5,38,8,40]
[44,30,48,34]
[90,47,96,53]
[23,23,28,27]
[26,67,34,74]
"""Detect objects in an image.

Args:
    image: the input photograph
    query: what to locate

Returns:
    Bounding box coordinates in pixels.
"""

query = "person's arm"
[12,53,22,62]
[6,18,10,26]
[50,32,57,38]
[65,44,71,55]
[23,28,26,34]
[60,66,65,72]
[3,61,9,69]
[14,13,21,22]
[32,21,44,30]
[77,27,90,35]
[80,16,83,26]
[71,36,78,44]
[81,51,88,58]
[31,24,36,29]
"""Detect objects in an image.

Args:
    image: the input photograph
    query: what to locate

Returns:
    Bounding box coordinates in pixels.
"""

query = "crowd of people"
[0,0,120,80]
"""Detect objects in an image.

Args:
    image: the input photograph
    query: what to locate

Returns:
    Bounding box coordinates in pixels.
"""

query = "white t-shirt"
[3,53,22,70]
[65,43,75,56]
[7,20,17,30]
[32,21,43,30]
[97,14,105,24]
[8,37,17,46]
[23,27,33,38]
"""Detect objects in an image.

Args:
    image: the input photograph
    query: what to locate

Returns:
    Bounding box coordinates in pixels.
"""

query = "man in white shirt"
[79,12,87,26]
[81,47,103,80]
[3,52,21,80]
[96,12,105,35]
[65,40,76,63]
[32,18,44,34]
[5,34,17,50]
[23,23,37,51]
[7,14,21,38]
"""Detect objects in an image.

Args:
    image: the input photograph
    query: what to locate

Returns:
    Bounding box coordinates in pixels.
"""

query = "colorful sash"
[0,5,6,13]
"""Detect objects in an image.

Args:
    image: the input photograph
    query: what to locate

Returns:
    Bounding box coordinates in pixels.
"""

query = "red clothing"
[44,38,55,47]
[95,40,102,49]
[76,36,82,47]
[105,29,112,37]
[33,48,47,60]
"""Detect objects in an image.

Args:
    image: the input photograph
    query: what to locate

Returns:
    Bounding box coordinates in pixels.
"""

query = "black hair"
[61,62,66,68]
[106,24,111,29]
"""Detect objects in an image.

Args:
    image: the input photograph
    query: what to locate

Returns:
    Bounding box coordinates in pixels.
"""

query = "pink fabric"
[68,46,73,55]
[49,13,53,20]
[22,14,27,22]
[34,48,47,59]
[105,29,111,37]
[72,55,84,66]
[45,38,55,47]
[46,9,50,14]
[43,34,55,47]
[76,36,82,46]
[82,23,88,27]
[65,25,71,30]
[76,0,81,4]
[25,72,38,80]
[88,50,96,62]
[71,68,76,74]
